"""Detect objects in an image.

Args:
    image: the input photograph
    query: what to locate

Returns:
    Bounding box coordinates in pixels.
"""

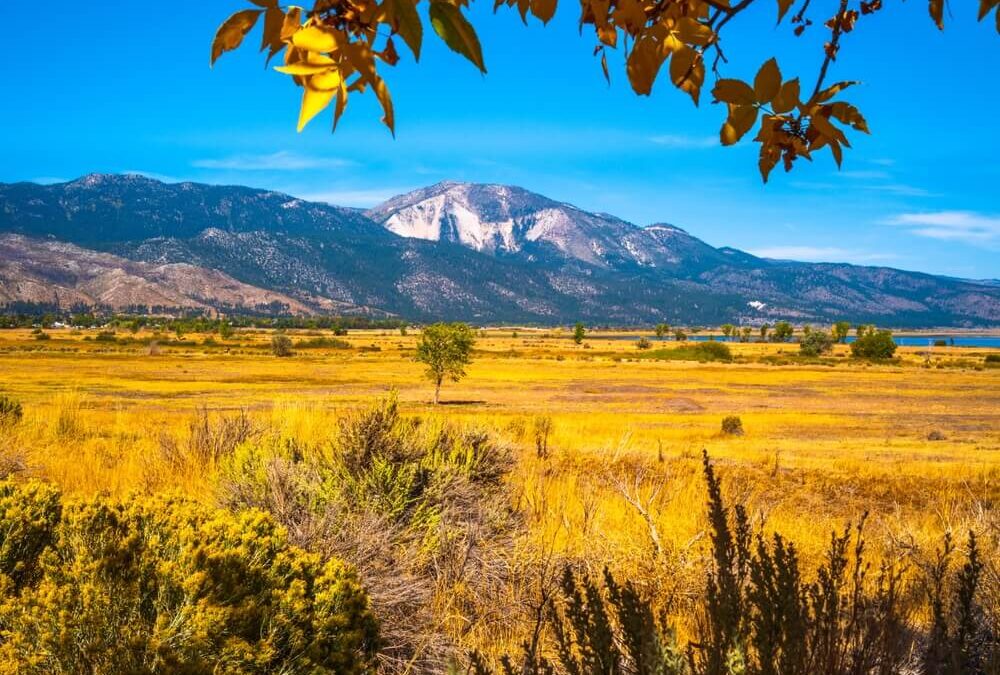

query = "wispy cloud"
[862,183,935,197]
[749,246,899,264]
[834,167,934,197]
[839,169,892,180]
[885,211,1000,243]
[294,187,412,208]
[649,134,718,149]
[192,151,353,171]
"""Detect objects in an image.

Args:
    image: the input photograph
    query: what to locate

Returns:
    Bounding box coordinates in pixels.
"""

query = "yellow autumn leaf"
[675,17,714,46]
[292,25,340,53]
[808,111,849,147]
[275,62,337,75]
[308,70,343,92]
[828,101,869,133]
[627,37,667,95]
[670,46,703,105]
[814,80,859,103]
[297,86,336,132]
[373,78,395,135]
[721,104,758,145]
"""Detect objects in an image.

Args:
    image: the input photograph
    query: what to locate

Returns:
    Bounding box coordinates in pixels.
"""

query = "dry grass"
[0,326,997,658]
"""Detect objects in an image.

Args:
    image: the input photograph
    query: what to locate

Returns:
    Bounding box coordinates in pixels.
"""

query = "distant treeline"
[0,303,406,332]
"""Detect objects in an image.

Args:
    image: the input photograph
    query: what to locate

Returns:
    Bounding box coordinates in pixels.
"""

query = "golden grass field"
[1,326,998,651]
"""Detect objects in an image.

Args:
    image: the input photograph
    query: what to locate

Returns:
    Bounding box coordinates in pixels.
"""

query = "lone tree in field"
[832,320,851,343]
[655,323,670,339]
[771,321,794,342]
[573,322,586,345]
[415,322,476,404]
[212,1,997,182]
[271,333,294,357]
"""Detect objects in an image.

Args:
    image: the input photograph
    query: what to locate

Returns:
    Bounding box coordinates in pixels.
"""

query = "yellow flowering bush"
[0,481,378,674]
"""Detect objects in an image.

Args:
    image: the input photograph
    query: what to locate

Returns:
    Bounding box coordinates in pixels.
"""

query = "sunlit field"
[1,326,998,663]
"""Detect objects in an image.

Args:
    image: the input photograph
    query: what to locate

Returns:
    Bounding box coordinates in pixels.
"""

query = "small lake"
[594,334,1000,348]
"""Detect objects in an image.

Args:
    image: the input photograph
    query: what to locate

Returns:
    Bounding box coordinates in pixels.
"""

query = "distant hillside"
[1,175,997,326]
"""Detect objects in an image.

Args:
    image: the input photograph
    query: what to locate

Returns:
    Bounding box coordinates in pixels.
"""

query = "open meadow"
[1,326,998,669]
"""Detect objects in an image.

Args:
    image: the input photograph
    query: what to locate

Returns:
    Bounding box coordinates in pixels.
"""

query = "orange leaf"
[929,0,944,29]
[531,0,558,24]
[753,58,781,104]
[721,104,758,145]
[627,37,668,95]
[771,78,800,114]
[712,79,755,105]
[211,9,263,65]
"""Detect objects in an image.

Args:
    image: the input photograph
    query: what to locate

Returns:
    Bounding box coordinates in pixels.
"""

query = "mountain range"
[0,174,997,326]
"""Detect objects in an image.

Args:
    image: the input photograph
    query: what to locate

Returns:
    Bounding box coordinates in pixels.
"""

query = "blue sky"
[1,1,997,278]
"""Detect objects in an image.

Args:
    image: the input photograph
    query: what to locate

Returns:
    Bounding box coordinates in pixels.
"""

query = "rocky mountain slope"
[367,181,737,272]
[0,234,339,314]
[1,175,997,325]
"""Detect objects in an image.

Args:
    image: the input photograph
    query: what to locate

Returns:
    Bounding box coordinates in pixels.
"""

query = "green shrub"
[799,330,834,357]
[219,396,515,671]
[721,415,744,436]
[0,395,23,427]
[771,320,794,342]
[271,333,294,357]
[295,336,351,349]
[0,482,378,674]
[641,341,732,363]
[851,328,897,359]
[636,337,652,350]
[33,331,50,341]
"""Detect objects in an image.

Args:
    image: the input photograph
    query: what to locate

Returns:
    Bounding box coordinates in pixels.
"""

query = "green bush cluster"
[721,415,744,436]
[271,333,294,357]
[0,482,378,674]
[641,341,733,363]
[799,330,834,357]
[295,336,351,349]
[851,326,898,359]
[219,395,516,671]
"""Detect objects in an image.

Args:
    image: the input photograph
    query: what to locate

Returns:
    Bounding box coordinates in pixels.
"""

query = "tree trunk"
[433,378,441,404]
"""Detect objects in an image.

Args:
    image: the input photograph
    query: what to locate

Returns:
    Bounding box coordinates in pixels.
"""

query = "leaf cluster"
[212,0,999,180]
